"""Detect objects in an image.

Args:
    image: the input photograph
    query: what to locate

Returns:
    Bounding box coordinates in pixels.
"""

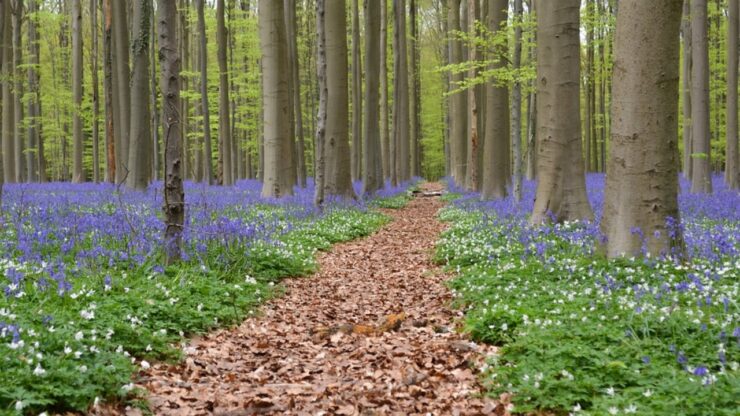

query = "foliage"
[437,174,740,415]
[0,179,415,414]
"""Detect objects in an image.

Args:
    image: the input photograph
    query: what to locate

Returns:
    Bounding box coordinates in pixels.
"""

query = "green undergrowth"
[0,207,389,415]
[436,206,739,416]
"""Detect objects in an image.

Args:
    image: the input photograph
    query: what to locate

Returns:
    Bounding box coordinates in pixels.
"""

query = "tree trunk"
[158,0,185,265]
[127,0,153,190]
[217,0,233,185]
[362,0,383,195]
[409,0,421,178]
[524,0,536,181]
[682,0,692,180]
[690,0,712,193]
[380,0,390,180]
[351,0,362,182]
[27,0,42,182]
[260,0,294,198]
[448,0,467,185]
[464,0,478,191]
[511,0,523,201]
[601,0,685,258]
[393,0,410,185]
[72,0,85,182]
[531,0,594,224]
[150,9,160,181]
[197,0,214,184]
[102,0,116,183]
[480,0,508,200]
[11,1,23,182]
[727,0,740,189]
[1,6,14,183]
[91,0,100,182]
[286,0,306,187]
[112,0,131,184]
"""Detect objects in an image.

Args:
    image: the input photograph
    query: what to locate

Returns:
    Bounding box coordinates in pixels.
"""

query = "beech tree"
[72,0,84,183]
[112,0,130,184]
[601,0,685,258]
[127,0,153,190]
[362,0,383,195]
[197,0,215,184]
[1,3,14,183]
[690,0,713,194]
[217,0,233,185]
[727,0,740,189]
[351,0,362,182]
[448,0,466,186]
[531,0,594,224]
[392,0,410,185]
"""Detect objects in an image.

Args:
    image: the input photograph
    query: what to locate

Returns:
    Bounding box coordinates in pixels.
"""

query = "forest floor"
[123,183,507,416]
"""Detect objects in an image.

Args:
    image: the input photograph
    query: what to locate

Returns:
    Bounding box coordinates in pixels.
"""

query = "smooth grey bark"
[531,0,594,224]
[727,0,739,189]
[197,0,214,184]
[27,0,41,182]
[285,0,306,187]
[72,0,84,182]
[601,0,685,258]
[392,0,410,185]
[217,0,233,185]
[362,0,383,195]
[91,0,100,182]
[380,0,390,180]
[448,0,466,185]
[112,0,130,184]
[682,0,692,180]
[690,0,712,193]
[103,0,115,182]
[11,1,23,182]
[0,0,4,194]
[409,0,421,177]
[315,0,328,205]
[481,0,508,200]
[351,0,362,182]
[511,0,523,201]
[1,5,14,183]
[126,0,153,190]
[260,0,294,198]
[158,0,184,264]
[464,0,478,191]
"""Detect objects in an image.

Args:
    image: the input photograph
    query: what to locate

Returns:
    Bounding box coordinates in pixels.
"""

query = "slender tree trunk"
[260,0,294,198]
[158,0,185,264]
[102,0,115,182]
[1,5,14,183]
[511,0,523,201]
[464,0,478,191]
[150,9,160,181]
[0,0,5,193]
[90,0,100,182]
[351,0,362,182]
[362,0,383,195]
[524,0,536,181]
[682,0,693,180]
[72,0,85,182]
[380,0,390,180]
[448,0,466,185]
[11,1,23,182]
[481,0,508,200]
[197,0,214,184]
[27,0,41,182]
[584,0,594,172]
[217,0,233,185]
[531,0,594,224]
[602,0,685,258]
[126,0,153,190]
[393,0,410,184]
[727,0,740,189]
[409,0,421,178]
[112,0,131,184]
[690,0,712,193]
[286,0,306,187]
[315,0,328,205]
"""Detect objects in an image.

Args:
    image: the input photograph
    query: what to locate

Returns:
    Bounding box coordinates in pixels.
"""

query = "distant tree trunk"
[362,0,383,195]
[260,0,294,198]
[197,0,214,184]
[1,6,14,183]
[179,0,190,180]
[601,0,685,258]
[511,0,523,201]
[150,9,160,181]
[0,0,5,193]
[464,0,478,191]
[91,0,100,182]
[531,0,594,224]
[690,0,712,193]
[158,0,184,265]
[11,1,23,183]
[727,0,740,189]
[72,0,85,182]
[351,0,362,182]
[217,0,233,185]
[448,0,466,185]
[481,0,508,200]
[524,0,536,181]
[112,0,131,184]
[393,0,410,185]
[102,0,116,183]
[285,0,306,187]
[380,0,390,180]
[682,0,692,180]
[27,0,42,182]
[280,0,296,188]
[126,0,153,190]
[315,0,328,205]
[584,0,594,172]
[409,0,421,178]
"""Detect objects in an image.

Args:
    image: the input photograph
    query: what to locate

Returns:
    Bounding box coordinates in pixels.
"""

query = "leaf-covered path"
[135,184,504,415]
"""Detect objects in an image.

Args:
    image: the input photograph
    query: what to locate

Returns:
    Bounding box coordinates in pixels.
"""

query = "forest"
[0,0,738,415]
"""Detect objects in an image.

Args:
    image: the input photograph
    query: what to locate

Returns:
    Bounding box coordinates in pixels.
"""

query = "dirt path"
[135,183,503,415]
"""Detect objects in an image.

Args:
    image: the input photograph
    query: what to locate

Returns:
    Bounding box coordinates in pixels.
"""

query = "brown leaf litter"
[109,183,510,415]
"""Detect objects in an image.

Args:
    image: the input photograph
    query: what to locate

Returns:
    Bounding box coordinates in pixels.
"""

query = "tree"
[531,0,594,224]
[1,4,14,184]
[392,0,410,185]
[127,0,153,190]
[91,0,100,183]
[315,0,356,203]
[409,0,421,177]
[27,0,44,182]
[601,0,685,258]
[727,0,740,189]
[351,0,362,182]
[217,0,233,185]
[197,0,214,184]
[102,0,116,183]
[480,0,508,200]
[690,0,712,193]
[285,0,307,187]
[362,0,383,195]
[448,0,467,185]
[260,0,294,198]
[464,0,479,191]
[158,0,185,264]
[682,0,692,180]
[380,0,390,180]
[112,0,131,184]
[72,0,85,182]
[511,0,524,200]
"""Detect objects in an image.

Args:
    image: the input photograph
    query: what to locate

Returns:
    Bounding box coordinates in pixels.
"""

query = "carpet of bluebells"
[437,175,739,416]
[0,179,416,414]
